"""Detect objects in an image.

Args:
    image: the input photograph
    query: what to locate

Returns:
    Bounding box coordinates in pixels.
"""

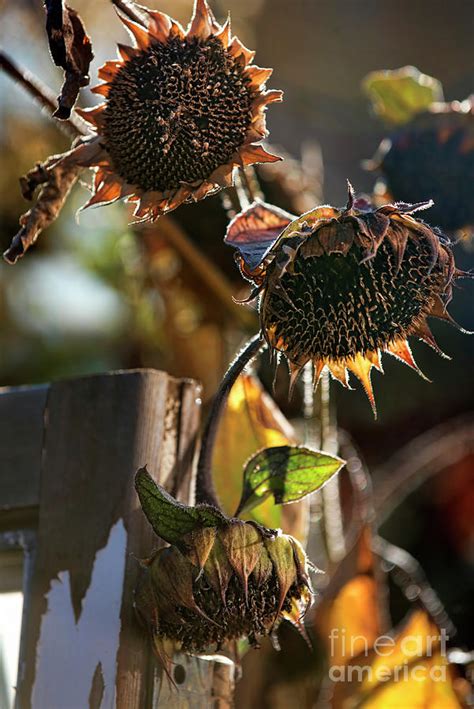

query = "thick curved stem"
[195,334,265,507]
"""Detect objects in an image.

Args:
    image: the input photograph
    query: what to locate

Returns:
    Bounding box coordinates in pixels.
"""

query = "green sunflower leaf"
[135,467,227,545]
[235,446,345,516]
[362,66,444,126]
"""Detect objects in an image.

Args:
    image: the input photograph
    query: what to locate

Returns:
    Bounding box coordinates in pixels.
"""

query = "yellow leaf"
[356,611,461,709]
[319,575,381,669]
[315,527,383,667]
[212,374,298,530]
[363,66,444,126]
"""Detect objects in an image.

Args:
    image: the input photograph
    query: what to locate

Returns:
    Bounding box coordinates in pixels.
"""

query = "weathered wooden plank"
[13,369,201,709]
[0,385,47,515]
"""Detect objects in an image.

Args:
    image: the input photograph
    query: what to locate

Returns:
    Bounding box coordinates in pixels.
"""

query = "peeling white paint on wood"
[32,520,127,709]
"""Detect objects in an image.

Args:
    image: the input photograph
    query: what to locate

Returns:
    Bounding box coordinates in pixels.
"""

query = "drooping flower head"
[225,184,471,415]
[73,0,282,222]
[362,66,474,233]
[367,100,474,233]
[134,468,312,657]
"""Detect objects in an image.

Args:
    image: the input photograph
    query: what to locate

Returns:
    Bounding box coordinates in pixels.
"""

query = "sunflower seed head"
[135,520,313,655]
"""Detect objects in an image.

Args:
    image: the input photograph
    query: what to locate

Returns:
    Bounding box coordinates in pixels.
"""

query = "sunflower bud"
[134,469,312,654]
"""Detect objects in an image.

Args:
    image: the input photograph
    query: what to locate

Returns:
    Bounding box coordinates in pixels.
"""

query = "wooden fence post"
[0,369,203,708]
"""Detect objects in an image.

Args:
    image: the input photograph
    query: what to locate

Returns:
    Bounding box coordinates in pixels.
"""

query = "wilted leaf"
[45,0,94,118]
[135,467,226,545]
[213,374,297,530]
[363,66,444,126]
[4,153,81,264]
[225,200,295,270]
[236,445,344,516]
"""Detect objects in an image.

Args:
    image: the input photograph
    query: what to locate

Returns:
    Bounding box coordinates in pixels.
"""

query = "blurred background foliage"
[0,0,473,704]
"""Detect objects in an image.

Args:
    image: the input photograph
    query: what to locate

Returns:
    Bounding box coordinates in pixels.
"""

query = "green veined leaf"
[235,446,345,516]
[363,66,444,126]
[135,467,227,545]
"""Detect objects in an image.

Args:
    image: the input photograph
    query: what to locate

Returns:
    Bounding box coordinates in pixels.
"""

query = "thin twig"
[233,170,250,210]
[341,435,456,638]
[373,537,457,638]
[195,334,265,507]
[110,0,148,26]
[338,431,391,633]
[239,167,261,203]
[0,51,88,138]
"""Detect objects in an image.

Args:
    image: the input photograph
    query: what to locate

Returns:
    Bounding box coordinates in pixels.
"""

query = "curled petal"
[252,90,284,111]
[385,339,429,381]
[187,0,219,39]
[204,538,233,603]
[288,359,308,399]
[245,66,273,87]
[75,104,106,129]
[229,36,256,64]
[385,220,409,271]
[225,200,295,271]
[98,60,121,82]
[146,10,172,42]
[328,361,350,387]
[215,16,231,47]
[184,527,218,570]
[239,144,282,167]
[219,522,263,600]
[264,535,298,617]
[413,319,451,359]
[346,353,378,417]
[82,175,122,209]
[117,43,139,61]
[118,14,151,50]
[90,83,110,97]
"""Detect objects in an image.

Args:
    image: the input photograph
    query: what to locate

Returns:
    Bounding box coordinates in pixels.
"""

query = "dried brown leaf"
[45,0,93,119]
[4,153,81,264]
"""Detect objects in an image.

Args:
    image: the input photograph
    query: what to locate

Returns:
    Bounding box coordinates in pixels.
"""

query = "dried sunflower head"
[134,468,312,657]
[367,99,474,232]
[225,184,471,415]
[70,0,282,222]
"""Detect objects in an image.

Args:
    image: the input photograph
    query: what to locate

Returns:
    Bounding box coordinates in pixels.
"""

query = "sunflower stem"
[239,167,262,203]
[234,170,250,209]
[0,51,88,138]
[195,334,266,507]
[319,370,346,562]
